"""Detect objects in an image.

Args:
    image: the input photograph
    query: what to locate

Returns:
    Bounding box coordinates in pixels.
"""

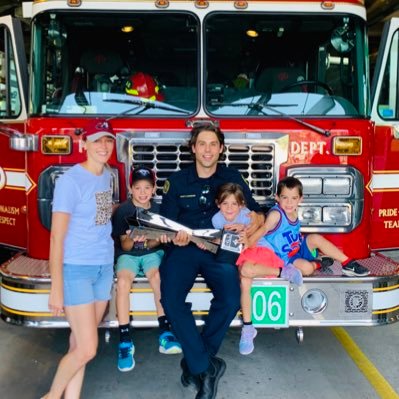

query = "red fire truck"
[1,0,399,340]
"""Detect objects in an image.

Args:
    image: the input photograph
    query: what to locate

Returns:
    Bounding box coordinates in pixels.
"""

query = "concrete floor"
[0,321,398,399]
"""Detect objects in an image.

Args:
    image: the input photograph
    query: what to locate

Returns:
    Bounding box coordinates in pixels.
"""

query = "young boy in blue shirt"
[112,165,181,372]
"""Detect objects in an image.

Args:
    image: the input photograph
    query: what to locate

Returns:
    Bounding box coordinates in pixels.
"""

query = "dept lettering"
[290,141,327,156]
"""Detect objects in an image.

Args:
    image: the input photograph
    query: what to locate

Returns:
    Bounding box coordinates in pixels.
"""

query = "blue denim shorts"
[116,250,164,277]
[63,263,114,306]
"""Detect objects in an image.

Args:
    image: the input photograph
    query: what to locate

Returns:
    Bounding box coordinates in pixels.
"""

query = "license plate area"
[251,281,289,327]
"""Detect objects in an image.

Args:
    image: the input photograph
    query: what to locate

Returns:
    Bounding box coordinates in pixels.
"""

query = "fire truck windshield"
[30,12,199,116]
[30,11,367,119]
[204,13,368,118]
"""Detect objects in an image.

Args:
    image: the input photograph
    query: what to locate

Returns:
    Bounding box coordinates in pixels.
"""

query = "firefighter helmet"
[125,72,164,101]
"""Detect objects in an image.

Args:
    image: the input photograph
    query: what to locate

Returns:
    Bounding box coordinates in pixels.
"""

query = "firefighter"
[159,123,265,399]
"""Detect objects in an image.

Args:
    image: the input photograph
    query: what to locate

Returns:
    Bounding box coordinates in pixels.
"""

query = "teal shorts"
[116,250,164,277]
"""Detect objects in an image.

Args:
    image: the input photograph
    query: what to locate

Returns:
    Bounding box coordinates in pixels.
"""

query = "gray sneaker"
[239,324,258,355]
[281,263,303,285]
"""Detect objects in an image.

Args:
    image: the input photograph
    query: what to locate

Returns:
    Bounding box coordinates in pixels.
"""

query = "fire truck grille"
[130,137,275,204]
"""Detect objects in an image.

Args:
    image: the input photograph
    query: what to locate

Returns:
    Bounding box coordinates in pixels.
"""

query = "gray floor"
[0,321,398,399]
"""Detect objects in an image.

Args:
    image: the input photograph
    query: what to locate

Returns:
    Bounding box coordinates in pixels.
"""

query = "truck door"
[370,18,399,250]
[0,16,29,249]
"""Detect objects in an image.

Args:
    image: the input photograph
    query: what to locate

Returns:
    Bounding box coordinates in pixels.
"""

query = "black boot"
[180,358,201,392]
[195,356,226,399]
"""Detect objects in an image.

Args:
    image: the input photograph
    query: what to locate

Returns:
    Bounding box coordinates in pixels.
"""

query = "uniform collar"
[187,163,223,183]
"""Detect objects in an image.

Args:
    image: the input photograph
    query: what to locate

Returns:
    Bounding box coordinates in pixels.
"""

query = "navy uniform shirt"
[160,164,261,229]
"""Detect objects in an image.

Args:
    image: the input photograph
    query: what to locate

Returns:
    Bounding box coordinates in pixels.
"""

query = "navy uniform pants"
[160,245,241,375]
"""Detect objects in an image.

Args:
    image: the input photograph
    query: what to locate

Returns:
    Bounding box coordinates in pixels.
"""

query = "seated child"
[260,176,370,278]
[212,183,297,356]
[112,165,181,373]
[238,176,370,356]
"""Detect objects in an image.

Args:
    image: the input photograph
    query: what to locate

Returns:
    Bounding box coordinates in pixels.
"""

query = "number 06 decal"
[251,285,289,327]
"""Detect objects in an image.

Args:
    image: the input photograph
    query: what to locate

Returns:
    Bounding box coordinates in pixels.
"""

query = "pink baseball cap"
[81,119,116,142]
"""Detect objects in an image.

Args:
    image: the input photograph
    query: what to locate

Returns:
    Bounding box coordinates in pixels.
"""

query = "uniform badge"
[163,179,170,194]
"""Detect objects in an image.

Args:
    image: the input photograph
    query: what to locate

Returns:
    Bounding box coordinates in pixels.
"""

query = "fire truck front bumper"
[0,253,398,329]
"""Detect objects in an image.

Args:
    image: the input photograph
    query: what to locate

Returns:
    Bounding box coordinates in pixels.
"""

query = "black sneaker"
[342,260,370,277]
[315,256,334,272]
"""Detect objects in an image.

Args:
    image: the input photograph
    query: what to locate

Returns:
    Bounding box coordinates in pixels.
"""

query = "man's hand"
[246,211,265,236]
[172,230,190,246]
[223,223,246,233]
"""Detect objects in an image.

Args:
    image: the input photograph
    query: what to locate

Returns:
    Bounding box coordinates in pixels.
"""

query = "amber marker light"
[234,1,248,9]
[42,136,71,155]
[67,0,82,7]
[195,0,209,9]
[321,1,335,10]
[155,0,170,8]
[333,137,362,155]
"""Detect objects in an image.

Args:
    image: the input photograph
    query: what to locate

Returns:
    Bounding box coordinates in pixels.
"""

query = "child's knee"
[117,274,133,292]
[240,263,254,278]
[146,268,160,282]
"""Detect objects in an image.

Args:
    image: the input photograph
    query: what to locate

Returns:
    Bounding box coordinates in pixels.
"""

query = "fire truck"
[1,0,399,341]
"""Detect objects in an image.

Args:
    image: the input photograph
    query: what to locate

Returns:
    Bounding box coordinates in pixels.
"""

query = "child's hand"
[132,234,147,242]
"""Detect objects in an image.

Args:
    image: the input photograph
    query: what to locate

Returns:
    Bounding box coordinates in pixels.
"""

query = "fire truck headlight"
[301,289,328,314]
[323,177,351,195]
[42,136,71,155]
[298,206,322,224]
[323,206,351,225]
[333,137,362,155]
[300,177,322,195]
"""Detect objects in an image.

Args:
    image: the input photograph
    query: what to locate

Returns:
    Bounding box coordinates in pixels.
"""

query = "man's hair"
[215,183,246,206]
[277,176,303,197]
[188,123,225,160]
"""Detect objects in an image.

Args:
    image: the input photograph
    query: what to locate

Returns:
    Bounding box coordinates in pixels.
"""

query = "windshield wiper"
[251,102,331,137]
[212,99,331,137]
[103,97,190,117]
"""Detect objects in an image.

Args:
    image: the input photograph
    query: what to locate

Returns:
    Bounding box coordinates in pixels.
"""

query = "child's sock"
[119,323,131,343]
[243,321,253,326]
[158,315,170,334]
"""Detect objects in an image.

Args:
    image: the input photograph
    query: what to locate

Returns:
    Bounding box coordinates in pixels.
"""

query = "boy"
[238,176,370,355]
[112,165,181,372]
[260,176,370,277]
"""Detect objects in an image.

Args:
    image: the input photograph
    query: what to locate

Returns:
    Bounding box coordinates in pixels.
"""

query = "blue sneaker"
[239,324,257,355]
[281,263,303,286]
[159,331,182,354]
[117,341,135,372]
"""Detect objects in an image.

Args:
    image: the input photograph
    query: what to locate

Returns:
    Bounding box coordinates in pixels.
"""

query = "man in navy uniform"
[160,123,264,399]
